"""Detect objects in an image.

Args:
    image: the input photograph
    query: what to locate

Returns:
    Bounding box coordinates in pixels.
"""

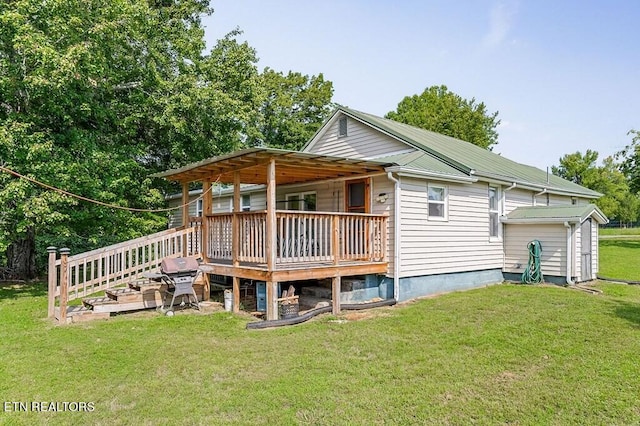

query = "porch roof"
[151,148,392,185]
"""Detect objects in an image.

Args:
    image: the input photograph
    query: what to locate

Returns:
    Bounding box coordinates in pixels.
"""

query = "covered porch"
[153,148,391,321]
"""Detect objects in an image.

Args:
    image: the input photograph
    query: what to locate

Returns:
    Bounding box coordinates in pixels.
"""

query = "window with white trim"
[196,199,203,217]
[241,194,251,212]
[286,191,317,211]
[427,184,447,220]
[489,185,502,239]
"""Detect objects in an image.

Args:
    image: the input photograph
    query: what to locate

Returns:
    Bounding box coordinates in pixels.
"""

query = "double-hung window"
[489,185,501,239]
[241,194,251,212]
[427,184,447,220]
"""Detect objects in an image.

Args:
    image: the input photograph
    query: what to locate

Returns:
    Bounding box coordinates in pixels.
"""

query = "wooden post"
[59,248,70,324]
[332,215,340,265]
[266,281,279,321]
[181,182,189,257]
[232,276,240,313]
[47,246,57,319]
[232,172,240,267]
[201,180,212,301]
[265,159,277,320]
[201,180,212,262]
[332,276,341,315]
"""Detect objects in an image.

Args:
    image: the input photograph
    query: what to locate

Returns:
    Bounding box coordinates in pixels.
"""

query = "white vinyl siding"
[548,194,574,206]
[371,174,395,277]
[503,224,567,278]
[306,115,415,160]
[399,179,503,278]
[504,188,534,213]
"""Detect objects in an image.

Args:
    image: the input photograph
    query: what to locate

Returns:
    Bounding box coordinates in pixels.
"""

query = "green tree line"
[552,130,640,226]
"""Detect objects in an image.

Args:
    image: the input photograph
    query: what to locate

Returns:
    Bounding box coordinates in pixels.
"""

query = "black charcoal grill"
[158,257,201,315]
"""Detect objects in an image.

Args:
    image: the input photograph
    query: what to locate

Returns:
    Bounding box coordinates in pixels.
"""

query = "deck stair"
[55,277,205,322]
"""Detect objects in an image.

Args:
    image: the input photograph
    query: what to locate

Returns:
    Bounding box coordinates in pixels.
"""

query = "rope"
[0,164,217,213]
[522,240,544,284]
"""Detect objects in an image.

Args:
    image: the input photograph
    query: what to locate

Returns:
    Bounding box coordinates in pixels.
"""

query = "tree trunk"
[6,228,37,280]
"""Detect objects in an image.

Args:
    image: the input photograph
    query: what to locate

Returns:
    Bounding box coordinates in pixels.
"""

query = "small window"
[338,117,348,137]
[427,184,447,220]
[489,186,501,238]
[241,194,251,212]
[196,199,203,217]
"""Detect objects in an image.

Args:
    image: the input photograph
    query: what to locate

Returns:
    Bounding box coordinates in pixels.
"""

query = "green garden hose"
[522,240,544,284]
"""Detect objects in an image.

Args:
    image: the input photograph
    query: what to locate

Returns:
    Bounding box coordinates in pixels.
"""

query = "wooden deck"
[201,258,388,282]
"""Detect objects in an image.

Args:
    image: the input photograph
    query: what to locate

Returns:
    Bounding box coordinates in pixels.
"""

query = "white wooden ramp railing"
[47,225,201,323]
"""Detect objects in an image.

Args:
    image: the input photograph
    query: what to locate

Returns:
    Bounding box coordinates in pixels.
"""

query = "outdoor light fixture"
[376,193,388,203]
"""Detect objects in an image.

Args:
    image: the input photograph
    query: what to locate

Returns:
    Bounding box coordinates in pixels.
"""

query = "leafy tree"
[250,69,334,150]
[616,130,640,193]
[552,151,633,221]
[551,150,599,186]
[386,85,500,149]
[0,0,230,278]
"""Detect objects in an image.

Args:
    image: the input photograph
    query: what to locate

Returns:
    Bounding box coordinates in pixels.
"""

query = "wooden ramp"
[55,278,206,324]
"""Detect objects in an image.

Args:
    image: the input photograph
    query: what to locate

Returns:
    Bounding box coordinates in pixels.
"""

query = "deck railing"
[48,225,201,322]
[204,210,387,265]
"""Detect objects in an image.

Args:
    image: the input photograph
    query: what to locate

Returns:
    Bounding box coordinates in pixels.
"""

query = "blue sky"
[202,1,640,170]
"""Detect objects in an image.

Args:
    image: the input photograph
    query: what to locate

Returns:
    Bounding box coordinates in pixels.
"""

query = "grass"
[598,227,640,280]
[1,280,640,425]
[600,227,640,237]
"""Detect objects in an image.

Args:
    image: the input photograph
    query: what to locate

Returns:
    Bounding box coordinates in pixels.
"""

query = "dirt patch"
[342,309,392,321]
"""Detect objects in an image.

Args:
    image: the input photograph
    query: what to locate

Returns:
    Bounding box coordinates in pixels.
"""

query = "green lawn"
[598,227,640,281]
[1,280,640,425]
[600,227,640,237]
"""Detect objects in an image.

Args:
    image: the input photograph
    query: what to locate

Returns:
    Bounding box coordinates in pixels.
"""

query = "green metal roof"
[332,107,602,198]
[503,204,608,224]
[374,150,471,181]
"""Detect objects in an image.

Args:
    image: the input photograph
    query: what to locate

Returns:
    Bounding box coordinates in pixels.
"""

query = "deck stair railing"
[48,225,201,322]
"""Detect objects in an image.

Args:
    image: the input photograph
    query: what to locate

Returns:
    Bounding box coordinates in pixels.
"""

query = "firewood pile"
[280,284,299,305]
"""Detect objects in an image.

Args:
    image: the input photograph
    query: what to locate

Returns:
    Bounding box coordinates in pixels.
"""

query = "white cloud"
[482,1,519,48]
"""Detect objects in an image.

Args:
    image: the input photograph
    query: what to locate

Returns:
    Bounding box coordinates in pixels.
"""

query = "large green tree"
[0,2,335,279]
[386,85,501,149]
[251,68,334,150]
[0,1,254,278]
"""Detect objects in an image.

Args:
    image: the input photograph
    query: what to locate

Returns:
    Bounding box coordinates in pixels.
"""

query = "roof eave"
[472,171,602,199]
[501,217,583,225]
[386,166,477,183]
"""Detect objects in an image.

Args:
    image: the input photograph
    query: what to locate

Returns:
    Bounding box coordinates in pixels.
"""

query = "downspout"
[505,182,517,192]
[387,172,400,301]
[564,221,574,285]
[534,188,547,206]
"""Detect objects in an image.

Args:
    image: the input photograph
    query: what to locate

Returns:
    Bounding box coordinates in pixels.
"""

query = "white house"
[162,107,607,313]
